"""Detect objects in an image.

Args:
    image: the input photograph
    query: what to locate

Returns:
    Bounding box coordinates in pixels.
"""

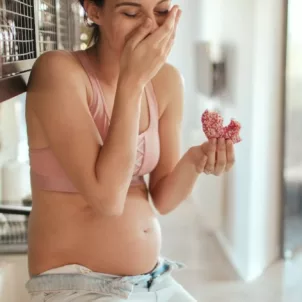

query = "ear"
[83,0,103,26]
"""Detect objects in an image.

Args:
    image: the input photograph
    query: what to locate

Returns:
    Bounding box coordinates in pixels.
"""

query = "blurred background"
[0,0,301,301]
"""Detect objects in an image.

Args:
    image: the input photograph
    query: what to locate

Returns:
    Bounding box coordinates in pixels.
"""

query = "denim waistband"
[26,257,186,299]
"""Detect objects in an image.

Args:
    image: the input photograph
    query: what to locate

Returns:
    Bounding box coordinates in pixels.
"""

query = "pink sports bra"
[29,50,160,193]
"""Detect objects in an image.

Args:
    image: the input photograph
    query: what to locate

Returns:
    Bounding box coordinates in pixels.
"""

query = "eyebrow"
[115,0,169,8]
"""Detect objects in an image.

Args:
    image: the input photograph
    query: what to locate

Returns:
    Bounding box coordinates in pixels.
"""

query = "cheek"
[102,15,167,53]
[107,19,139,51]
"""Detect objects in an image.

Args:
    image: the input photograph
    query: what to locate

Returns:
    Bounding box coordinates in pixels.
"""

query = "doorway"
[282,0,302,257]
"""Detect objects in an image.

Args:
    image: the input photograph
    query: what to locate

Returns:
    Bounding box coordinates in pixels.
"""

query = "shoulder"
[151,63,184,117]
[27,50,85,91]
[152,63,184,93]
[26,50,92,110]
[30,50,78,75]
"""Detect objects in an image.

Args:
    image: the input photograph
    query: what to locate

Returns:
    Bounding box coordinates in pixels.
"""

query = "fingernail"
[177,10,182,20]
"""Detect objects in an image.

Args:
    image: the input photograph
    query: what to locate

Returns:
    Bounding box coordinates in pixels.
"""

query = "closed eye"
[156,10,169,16]
[123,12,137,18]
[123,10,169,18]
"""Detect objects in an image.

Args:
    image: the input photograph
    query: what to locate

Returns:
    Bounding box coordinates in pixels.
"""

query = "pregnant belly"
[75,198,162,275]
[28,191,162,276]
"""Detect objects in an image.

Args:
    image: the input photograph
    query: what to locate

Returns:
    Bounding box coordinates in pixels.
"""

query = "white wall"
[0,94,30,202]
[218,0,285,281]
[247,0,285,280]
[168,0,225,231]
[169,0,285,281]
[215,0,255,279]
[0,98,20,199]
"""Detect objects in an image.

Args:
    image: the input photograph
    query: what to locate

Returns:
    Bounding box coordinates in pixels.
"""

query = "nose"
[146,16,159,33]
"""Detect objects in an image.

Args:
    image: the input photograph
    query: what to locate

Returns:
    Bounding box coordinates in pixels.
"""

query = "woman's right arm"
[27,6,180,216]
[27,51,144,217]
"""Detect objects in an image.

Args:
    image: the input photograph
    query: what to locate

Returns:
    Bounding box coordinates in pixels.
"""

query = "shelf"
[0,244,27,254]
[0,205,31,216]
[0,71,30,102]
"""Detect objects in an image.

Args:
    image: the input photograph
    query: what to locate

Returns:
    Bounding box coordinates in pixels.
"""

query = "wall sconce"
[195,41,226,98]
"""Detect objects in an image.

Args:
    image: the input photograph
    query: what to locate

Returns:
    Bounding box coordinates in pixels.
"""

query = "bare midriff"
[27,184,162,277]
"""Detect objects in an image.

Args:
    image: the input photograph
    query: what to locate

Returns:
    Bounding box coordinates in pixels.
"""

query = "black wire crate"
[0,0,36,63]
[38,0,57,53]
[58,0,71,50]
[0,0,81,79]
[37,0,81,53]
[0,213,28,254]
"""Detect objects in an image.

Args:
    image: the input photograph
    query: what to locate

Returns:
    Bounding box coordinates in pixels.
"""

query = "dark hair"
[79,0,105,45]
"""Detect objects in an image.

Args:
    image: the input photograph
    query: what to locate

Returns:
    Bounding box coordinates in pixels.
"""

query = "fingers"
[214,138,226,176]
[162,9,182,54]
[204,138,217,174]
[201,139,235,176]
[146,6,179,46]
[162,30,175,58]
[125,18,153,50]
[196,153,208,174]
[225,140,235,172]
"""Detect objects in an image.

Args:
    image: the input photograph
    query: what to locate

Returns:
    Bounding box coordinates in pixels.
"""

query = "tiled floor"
[1,201,302,301]
[160,202,302,302]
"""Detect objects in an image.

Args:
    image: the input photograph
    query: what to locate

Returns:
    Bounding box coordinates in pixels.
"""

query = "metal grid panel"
[69,0,82,51]
[58,0,70,49]
[0,0,35,63]
[0,214,28,253]
[38,0,57,53]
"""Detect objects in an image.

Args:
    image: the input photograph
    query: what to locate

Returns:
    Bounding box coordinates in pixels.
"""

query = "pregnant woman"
[25,0,235,301]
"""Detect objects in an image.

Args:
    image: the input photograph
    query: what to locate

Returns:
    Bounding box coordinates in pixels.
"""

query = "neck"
[87,40,120,88]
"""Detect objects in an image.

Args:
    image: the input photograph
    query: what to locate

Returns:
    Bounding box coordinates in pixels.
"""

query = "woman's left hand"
[189,138,235,176]
[205,138,235,175]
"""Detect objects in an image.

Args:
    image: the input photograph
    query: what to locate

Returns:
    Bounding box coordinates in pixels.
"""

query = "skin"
[26,0,235,277]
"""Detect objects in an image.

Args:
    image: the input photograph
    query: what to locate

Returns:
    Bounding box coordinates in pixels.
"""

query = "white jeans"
[27,258,197,302]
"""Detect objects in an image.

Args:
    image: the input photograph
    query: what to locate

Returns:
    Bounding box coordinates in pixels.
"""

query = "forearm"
[150,149,199,215]
[95,76,143,208]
